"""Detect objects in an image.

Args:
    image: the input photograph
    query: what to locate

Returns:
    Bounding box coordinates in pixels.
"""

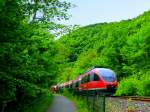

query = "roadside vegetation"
[62,90,89,112]
[116,71,150,96]
[25,92,53,112]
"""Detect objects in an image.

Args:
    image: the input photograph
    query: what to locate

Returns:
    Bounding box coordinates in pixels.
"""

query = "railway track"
[109,96,150,102]
[74,93,150,112]
[75,91,150,102]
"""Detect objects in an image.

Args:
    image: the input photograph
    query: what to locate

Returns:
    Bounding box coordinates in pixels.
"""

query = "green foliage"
[24,92,53,112]
[63,90,89,112]
[116,76,138,96]
[116,71,150,96]
[57,10,150,96]
[0,0,71,111]
[136,72,150,96]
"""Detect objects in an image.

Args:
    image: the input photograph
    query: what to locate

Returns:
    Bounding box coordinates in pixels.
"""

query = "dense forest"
[57,11,150,96]
[0,0,150,111]
[0,0,71,112]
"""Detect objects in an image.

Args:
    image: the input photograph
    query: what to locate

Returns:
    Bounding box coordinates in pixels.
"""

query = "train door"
[75,80,81,90]
[80,75,90,90]
[88,72,106,90]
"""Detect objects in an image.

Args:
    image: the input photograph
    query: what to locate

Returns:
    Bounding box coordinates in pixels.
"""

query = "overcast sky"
[60,0,150,26]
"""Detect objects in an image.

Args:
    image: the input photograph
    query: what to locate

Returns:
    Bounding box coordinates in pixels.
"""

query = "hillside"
[56,11,150,96]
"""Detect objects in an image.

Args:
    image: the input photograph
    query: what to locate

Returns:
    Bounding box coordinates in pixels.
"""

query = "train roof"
[94,68,116,77]
[73,67,116,82]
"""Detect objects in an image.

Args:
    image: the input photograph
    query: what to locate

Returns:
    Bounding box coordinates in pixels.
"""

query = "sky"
[60,0,150,26]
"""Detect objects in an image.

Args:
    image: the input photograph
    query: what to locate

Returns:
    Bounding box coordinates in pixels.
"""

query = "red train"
[56,67,118,94]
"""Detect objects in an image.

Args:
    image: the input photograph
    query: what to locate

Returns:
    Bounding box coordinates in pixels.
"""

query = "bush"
[116,76,139,96]
[116,71,150,96]
[137,72,150,96]
[24,91,53,112]
[63,90,89,112]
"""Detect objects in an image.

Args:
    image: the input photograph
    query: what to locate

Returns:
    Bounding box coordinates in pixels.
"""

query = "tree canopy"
[0,0,71,111]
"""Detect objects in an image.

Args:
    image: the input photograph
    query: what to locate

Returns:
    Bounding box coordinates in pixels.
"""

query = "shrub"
[116,76,139,96]
[116,71,150,96]
[137,72,150,96]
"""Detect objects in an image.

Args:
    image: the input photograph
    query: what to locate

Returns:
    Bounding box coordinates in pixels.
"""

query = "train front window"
[98,68,116,82]
[102,76,116,82]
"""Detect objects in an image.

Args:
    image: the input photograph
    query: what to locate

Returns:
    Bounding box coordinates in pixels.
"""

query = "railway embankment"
[106,97,150,112]
[75,93,150,112]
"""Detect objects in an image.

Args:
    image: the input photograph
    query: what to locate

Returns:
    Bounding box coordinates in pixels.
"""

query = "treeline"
[0,0,71,112]
[57,11,150,96]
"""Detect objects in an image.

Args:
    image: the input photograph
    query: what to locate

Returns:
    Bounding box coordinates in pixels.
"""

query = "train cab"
[80,68,118,93]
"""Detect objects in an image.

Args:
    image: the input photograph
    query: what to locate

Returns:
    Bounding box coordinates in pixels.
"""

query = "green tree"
[0,0,71,111]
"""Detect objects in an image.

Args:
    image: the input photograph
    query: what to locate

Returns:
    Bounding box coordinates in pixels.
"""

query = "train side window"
[90,73,94,81]
[75,82,79,87]
[81,75,89,83]
[81,79,84,84]
[94,73,100,81]
[87,74,90,82]
[78,80,81,86]
[81,76,86,83]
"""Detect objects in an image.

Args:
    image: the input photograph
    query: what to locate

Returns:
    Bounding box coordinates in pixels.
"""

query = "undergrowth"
[24,91,53,112]
[62,90,89,112]
[116,71,150,96]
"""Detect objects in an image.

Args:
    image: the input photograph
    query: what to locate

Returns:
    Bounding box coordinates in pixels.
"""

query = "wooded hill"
[57,11,150,96]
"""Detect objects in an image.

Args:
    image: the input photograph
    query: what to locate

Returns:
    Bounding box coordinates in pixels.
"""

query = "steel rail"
[108,96,150,102]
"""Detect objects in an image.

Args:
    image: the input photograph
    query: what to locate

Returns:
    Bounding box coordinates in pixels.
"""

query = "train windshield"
[98,68,116,82]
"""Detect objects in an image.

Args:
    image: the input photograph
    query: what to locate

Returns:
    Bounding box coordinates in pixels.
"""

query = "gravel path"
[47,94,76,112]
